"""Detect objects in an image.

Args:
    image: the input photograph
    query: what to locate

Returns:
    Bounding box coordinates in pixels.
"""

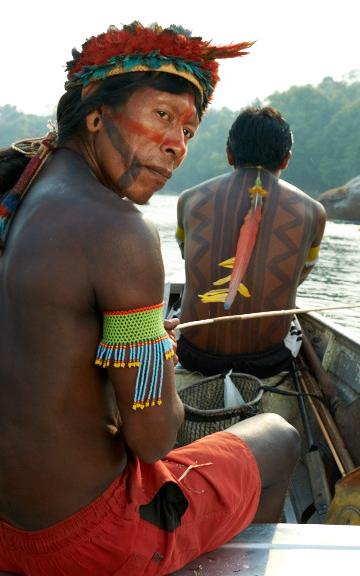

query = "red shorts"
[0,432,261,576]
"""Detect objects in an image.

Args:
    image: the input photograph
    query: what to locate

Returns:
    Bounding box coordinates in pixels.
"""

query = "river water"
[140,195,360,341]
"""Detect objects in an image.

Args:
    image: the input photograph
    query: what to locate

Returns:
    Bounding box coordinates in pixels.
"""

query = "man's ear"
[279,151,292,170]
[86,110,102,133]
[227,145,235,166]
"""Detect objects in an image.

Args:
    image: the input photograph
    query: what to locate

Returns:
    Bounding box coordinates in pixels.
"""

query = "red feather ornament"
[224,170,268,310]
[66,22,254,109]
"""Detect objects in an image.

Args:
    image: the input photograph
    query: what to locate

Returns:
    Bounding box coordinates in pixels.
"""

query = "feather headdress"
[65,21,254,110]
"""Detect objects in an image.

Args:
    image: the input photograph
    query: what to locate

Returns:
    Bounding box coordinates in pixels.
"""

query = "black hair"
[57,72,203,144]
[0,147,29,197]
[227,106,293,171]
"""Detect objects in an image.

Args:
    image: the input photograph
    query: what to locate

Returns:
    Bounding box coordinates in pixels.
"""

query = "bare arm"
[92,206,184,463]
[298,202,327,285]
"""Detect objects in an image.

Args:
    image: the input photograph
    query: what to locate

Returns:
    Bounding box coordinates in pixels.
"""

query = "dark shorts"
[0,432,260,576]
[177,335,293,378]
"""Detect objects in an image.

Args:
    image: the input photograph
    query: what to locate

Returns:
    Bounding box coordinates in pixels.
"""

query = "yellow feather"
[199,288,228,296]
[200,294,227,303]
[198,288,229,303]
[218,257,235,269]
[238,283,251,297]
[213,274,231,286]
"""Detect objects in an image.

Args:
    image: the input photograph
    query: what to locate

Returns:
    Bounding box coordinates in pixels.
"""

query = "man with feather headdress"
[0,26,299,575]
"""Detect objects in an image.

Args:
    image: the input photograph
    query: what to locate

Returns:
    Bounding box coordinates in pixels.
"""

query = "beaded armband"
[95,302,174,410]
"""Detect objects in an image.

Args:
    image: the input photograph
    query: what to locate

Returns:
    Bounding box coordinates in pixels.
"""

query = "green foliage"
[164,73,360,196]
[163,107,237,193]
[317,99,360,187]
[2,74,360,197]
[0,105,51,148]
[267,77,360,194]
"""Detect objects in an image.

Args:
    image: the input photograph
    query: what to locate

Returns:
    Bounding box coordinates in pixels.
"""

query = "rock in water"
[318,175,360,222]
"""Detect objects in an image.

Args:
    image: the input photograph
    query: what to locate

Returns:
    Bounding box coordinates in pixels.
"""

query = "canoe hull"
[166,281,360,524]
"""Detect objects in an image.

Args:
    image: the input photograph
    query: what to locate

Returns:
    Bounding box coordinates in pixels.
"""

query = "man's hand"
[164,317,179,366]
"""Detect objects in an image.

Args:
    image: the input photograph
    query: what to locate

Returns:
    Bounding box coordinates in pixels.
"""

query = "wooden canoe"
[165,279,360,575]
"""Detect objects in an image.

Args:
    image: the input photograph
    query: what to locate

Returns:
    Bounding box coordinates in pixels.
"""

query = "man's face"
[94,86,200,204]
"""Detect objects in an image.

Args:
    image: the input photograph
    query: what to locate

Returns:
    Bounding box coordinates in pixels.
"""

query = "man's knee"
[262,412,301,464]
[226,412,300,459]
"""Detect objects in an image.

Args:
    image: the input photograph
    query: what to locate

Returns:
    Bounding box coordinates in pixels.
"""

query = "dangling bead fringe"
[95,334,174,410]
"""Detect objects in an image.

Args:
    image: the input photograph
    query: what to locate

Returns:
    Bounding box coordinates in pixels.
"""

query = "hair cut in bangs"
[56,72,203,145]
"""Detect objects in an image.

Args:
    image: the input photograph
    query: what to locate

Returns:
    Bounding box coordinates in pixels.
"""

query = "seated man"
[0,26,299,576]
[176,106,326,378]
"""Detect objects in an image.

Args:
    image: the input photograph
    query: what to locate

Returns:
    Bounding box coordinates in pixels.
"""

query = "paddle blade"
[326,468,360,525]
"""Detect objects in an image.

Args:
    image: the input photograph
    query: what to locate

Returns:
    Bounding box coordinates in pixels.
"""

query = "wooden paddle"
[291,359,331,523]
[299,359,360,525]
[176,303,360,331]
[295,324,360,525]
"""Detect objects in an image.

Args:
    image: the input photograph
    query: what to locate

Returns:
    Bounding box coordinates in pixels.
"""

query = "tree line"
[1,72,359,197]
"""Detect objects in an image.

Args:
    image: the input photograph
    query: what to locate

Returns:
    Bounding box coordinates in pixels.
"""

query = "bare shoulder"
[82,194,164,310]
[278,178,327,247]
[279,177,326,215]
[278,177,310,199]
[21,151,164,311]
[178,171,233,209]
[88,192,159,244]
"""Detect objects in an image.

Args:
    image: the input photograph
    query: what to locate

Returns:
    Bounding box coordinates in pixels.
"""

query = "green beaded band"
[102,302,166,344]
[95,302,174,410]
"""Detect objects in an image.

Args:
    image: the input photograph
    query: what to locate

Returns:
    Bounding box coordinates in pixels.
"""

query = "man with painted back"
[177,106,326,378]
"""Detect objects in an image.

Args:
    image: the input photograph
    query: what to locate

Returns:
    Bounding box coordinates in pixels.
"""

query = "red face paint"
[121,117,164,145]
[178,94,197,125]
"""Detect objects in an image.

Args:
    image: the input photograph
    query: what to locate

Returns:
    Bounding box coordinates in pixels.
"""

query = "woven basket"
[177,372,263,446]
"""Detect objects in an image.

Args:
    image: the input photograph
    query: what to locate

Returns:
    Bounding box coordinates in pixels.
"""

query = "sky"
[1,0,359,116]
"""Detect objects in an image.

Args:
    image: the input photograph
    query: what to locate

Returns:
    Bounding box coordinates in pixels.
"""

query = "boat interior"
[166,278,360,575]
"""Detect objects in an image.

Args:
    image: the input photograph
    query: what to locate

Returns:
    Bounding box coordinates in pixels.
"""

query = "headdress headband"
[65,21,254,110]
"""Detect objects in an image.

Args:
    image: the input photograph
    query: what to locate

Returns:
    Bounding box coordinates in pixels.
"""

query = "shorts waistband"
[0,474,126,554]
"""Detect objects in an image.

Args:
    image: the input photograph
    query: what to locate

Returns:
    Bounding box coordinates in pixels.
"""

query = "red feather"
[68,24,254,78]
[224,199,262,310]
